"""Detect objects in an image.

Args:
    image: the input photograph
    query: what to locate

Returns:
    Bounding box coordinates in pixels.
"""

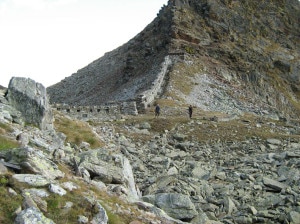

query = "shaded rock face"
[6,77,53,130]
[47,0,300,118]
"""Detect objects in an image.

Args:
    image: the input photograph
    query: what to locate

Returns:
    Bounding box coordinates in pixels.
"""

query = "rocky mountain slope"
[1,77,300,224]
[47,0,300,119]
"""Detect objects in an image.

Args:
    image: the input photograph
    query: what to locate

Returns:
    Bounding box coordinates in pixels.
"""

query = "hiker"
[155,104,160,117]
[188,105,193,118]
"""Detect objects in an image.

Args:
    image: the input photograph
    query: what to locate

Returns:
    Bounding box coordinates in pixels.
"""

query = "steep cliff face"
[47,0,300,118]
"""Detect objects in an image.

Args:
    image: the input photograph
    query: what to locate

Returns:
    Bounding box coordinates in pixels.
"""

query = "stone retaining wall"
[136,55,178,112]
[53,101,138,121]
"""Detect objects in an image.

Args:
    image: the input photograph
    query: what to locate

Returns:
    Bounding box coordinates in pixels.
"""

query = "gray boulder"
[6,147,64,180]
[288,211,300,224]
[22,191,48,213]
[154,193,198,221]
[49,184,67,196]
[77,149,139,201]
[91,201,108,224]
[15,207,54,224]
[0,162,8,174]
[12,174,50,187]
[6,77,53,130]
[84,197,108,224]
[263,177,288,192]
[135,201,187,224]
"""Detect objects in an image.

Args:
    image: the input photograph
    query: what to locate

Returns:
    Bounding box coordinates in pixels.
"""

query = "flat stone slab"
[12,174,50,187]
[263,177,287,191]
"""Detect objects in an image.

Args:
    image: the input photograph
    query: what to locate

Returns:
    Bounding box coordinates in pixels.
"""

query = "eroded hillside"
[47,0,300,118]
[1,78,300,223]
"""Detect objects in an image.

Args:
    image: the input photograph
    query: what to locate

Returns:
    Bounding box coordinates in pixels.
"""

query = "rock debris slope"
[47,0,300,118]
[1,77,300,224]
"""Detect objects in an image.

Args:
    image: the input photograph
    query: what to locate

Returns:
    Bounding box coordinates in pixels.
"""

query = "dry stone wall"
[53,101,138,121]
[136,55,178,112]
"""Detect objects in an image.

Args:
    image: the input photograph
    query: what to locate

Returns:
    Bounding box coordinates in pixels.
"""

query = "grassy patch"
[112,112,298,144]
[104,205,135,224]
[44,181,140,224]
[0,122,19,150]
[0,136,19,150]
[266,69,300,116]
[54,112,104,149]
[0,173,133,224]
[0,122,14,132]
[168,64,193,95]
[166,60,204,98]
[179,113,298,143]
[38,163,142,223]
[149,116,189,133]
[0,180,23,223]
[153,99,181,108]
[45,192,93,223]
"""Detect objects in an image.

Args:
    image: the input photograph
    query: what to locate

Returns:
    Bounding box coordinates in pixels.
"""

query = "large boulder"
[12,174,50,187]
[154,193,198,221]
[5,147,64,180]
[15,207,55,224]
[77,149,140,201]
[6,77,53,130]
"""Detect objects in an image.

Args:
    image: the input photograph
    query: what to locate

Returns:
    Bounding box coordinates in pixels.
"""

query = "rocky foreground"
[95,113,300,224]
[0,79,300,224]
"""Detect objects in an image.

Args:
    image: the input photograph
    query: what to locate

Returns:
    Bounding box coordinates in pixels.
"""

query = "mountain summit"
[47,0,300,118]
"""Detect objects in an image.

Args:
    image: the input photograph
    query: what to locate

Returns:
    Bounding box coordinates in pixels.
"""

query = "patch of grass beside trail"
[110,110,299,143]
[53,112,104,149]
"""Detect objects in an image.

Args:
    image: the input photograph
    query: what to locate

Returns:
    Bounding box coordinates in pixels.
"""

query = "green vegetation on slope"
[0,122,20,150]
[53,111,104,149]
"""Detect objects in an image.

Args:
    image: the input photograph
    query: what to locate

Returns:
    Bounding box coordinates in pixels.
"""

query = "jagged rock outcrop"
[75,148,140,202]
[47,0,300,118]
[8,146,65,180]
[6,77,54,130]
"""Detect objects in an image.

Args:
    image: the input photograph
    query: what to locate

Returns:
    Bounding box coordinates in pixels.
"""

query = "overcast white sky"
[0,0,168,87]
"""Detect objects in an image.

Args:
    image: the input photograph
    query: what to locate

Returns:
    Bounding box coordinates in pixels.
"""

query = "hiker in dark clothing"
[188,105,193,118]
[155,104,160,117]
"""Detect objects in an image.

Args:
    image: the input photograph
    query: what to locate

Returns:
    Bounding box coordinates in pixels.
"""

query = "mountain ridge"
[47,0,300,118]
